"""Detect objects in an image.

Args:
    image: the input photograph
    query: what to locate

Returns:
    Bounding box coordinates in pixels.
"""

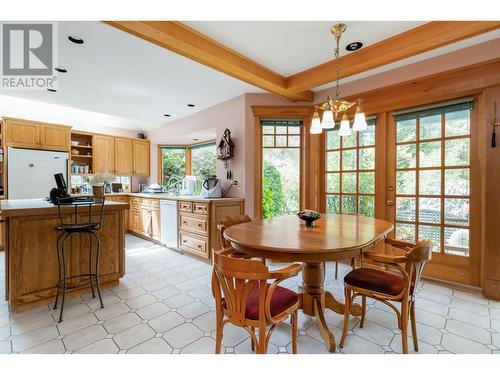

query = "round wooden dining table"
[223,213,394,352]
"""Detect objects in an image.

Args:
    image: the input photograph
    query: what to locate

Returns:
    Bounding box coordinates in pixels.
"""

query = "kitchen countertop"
[127,193,244,202]
[72,192,244,202]
[0,198,129,217]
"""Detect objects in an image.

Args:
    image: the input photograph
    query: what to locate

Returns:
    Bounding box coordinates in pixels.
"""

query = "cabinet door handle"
[197,223,203,228]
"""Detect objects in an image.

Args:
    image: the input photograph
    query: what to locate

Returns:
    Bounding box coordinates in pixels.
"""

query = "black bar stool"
[53,197,106,322]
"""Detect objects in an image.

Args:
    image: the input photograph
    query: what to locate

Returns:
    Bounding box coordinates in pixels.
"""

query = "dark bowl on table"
[297,210,321,227]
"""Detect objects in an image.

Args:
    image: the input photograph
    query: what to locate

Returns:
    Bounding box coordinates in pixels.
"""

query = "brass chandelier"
[310,24,367,136]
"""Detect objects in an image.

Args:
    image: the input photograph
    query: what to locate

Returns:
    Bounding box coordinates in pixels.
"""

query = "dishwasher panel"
[160,200,178,249]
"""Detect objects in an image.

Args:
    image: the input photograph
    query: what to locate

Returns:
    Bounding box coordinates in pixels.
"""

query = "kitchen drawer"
[130,197,141,205]
[179,231,209,258]
[179,201,193,213]
[150,199,160,207]
[179,213,209,235]
[193,202,209,215]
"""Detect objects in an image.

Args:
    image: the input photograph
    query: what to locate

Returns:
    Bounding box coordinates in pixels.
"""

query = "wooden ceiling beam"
[105,21,313,102]
[286,21,500,93]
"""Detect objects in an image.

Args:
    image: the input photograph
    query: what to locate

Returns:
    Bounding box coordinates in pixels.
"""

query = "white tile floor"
[1,234,500,354]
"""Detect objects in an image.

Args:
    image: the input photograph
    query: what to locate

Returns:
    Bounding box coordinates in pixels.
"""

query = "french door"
[386,100,480,286]
[322,99,481,286]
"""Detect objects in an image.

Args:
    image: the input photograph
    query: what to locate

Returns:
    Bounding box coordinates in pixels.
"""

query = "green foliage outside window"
[162,149,186,186]
[262,163,285,219]
[191,144,217,195]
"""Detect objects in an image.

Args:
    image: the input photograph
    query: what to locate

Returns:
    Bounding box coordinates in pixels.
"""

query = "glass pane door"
[390,104,478,285]
[261,124,302,219]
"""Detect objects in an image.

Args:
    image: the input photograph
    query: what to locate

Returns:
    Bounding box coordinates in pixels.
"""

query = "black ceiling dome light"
[47,88,57,92]
[187,104,195,107]
[346,41,363,51]
[68,36,84,44]
[54,68,67,73]
[163,114,171,117]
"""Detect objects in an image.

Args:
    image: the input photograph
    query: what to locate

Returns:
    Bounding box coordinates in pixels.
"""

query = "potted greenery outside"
[86,172,116,199]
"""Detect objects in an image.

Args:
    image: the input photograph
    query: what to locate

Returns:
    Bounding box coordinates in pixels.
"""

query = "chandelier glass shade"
[310,24,368,136]
[310,114,322,134]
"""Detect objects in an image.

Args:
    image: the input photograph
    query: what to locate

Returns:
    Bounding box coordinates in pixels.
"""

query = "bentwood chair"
[211,248,301,354]
[217,215,252,249]
[339,238,432,354]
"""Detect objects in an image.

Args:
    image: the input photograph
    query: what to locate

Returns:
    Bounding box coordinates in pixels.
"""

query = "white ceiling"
[184,21,427,76]
[0,21,262,131]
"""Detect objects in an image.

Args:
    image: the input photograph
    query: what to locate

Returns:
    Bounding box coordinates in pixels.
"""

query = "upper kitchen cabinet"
[114,137,133,175]
[133,139,150,177]
[94,135,115,173]
[39,123,71,151]
[3,118,71,151]
[4,118,40,149]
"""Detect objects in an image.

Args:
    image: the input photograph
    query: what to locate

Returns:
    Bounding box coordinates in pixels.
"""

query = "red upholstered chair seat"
[344,268,408,296]
[223,283,299,320]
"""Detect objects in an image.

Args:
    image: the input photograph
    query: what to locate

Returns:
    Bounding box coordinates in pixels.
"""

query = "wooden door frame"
[252,106,314,219]
[384,97,483,286]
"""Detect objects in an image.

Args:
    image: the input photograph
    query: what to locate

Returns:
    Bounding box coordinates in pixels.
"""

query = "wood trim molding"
[251,106,313,117]
[340,58,500,117]
[105,21,313,102]
[286,21,500,92]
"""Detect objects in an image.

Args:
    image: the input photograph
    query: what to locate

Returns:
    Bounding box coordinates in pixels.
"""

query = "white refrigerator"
[7,147,69,199]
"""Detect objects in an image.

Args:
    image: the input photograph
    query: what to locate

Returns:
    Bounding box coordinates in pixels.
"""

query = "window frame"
[261,121,303,219]
[252,106,314,220]
[158,140,217,185]
[324,118,377,216]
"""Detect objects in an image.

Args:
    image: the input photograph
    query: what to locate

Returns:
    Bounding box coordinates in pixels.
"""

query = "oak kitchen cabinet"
[132,139,150,176]
[39,123,71,151]
[114,138,133,175]
[129,197,160,241]
[93,135,115,173]
[112,195,245,260]
[4,118,70,151]
[105,195,130,230]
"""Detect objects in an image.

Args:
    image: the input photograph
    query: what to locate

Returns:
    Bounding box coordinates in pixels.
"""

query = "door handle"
[386,200,394,206]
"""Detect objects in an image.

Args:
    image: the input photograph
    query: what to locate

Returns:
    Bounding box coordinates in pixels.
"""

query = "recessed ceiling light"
[47,88,57,92]
[192,138,199,141]
[346,42,363,51]
[163,114,171,117]
[54,67,67,73]
[187,104,195,107]
[68,36,84,44]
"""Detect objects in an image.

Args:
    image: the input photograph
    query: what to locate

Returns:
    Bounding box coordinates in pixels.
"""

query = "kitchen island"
[1,198,129,312]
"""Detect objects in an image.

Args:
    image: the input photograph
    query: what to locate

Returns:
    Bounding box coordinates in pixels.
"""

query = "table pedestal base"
[299,262,361,352]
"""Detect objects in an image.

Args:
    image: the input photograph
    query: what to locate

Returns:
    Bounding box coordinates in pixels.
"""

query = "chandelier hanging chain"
[335,30,341,100]
[309,23,368,135]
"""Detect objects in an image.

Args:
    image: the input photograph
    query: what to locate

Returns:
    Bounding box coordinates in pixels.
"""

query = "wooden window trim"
[157,140,216,184]
[252,106,314,219]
